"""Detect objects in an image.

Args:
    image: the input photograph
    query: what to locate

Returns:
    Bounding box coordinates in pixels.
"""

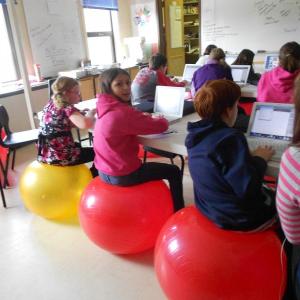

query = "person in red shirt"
[131,53,187,104]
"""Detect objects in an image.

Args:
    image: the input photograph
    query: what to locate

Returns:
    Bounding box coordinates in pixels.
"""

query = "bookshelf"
[183,1,200,63]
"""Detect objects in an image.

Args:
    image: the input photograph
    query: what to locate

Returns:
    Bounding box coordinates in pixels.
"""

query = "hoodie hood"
[96,93,128,118]
[185,119,231,149]
[268,66,300,93]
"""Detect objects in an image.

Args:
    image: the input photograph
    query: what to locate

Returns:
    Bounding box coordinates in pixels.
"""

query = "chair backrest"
[0,106,11,136]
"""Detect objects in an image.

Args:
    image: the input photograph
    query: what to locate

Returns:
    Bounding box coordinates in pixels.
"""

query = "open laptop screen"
[230,65,250,84]
[182,64,199,82]
[264,54,279,71]
[248,104,294,140]
[154,86,185,117]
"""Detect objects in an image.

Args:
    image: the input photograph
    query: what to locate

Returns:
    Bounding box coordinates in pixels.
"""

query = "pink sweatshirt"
[257,66,300,103]
[93,94,168,176]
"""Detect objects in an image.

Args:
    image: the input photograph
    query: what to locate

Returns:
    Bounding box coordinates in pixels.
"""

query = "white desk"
[241,84,257,98]
[175,77,257,99]
[138,113,279,177]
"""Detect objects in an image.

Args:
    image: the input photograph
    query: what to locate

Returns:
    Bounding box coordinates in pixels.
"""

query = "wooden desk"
[138,112,279,177]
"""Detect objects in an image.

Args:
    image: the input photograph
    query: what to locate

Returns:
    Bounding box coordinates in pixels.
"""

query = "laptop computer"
[153,86,185,124]
[246,102,295,162]
[182,64,199,82]
[264,54,279,71]
[230,65,251,86]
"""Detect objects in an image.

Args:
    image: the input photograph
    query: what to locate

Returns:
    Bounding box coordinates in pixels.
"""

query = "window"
[0,4,19,84]
[83,8,119,65]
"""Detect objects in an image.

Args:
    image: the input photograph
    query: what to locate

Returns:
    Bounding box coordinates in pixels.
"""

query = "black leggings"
[99,162,185,212]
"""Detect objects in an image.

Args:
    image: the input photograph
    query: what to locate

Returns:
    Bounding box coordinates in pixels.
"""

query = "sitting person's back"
[185,79,276,231]
[232,49,261,85]
[257,41,300,103]
[191,48,233,96]
[131,53,186,103]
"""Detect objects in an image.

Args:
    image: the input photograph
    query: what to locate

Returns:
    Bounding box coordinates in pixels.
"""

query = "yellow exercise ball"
[19,161,92,220]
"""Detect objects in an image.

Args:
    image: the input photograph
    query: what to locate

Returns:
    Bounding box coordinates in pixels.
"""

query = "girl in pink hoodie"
[93,68,184,211]
[257,41,300,103]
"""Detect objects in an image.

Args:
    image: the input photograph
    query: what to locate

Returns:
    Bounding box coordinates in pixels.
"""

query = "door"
[162,0,185,76]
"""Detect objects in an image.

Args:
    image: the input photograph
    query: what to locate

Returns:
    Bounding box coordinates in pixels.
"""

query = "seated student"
[276,76,300,299]
[196,44,217,66]
[257,41,300,103]
[185,79,277,230]
[93,68,185,212]
[131,53,187,103]
[232,49,261,85]
[37,76,97,175]
[191,48,233,97]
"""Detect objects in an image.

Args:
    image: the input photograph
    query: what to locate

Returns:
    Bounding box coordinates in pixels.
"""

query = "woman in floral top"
[37,76,96,174]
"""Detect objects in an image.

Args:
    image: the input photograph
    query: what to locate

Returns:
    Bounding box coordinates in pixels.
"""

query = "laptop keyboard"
[247,139,288,161]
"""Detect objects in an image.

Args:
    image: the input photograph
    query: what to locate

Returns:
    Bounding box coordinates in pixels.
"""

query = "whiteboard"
[201,0,300,53]
[23,0,86,77]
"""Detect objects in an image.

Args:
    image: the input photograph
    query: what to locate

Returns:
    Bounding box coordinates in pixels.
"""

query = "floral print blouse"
[37,100,80,165]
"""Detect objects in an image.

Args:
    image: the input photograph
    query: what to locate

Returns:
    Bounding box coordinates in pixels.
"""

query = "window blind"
[82,0,118,10]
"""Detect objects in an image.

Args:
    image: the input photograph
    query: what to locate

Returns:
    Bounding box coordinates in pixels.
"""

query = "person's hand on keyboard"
[252,146,275,162]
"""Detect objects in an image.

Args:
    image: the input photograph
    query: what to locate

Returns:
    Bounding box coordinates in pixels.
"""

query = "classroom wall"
[1,0,134,131]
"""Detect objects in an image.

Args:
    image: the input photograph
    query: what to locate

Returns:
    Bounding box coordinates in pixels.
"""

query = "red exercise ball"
[154,206,286,300]
[79,178,174,254]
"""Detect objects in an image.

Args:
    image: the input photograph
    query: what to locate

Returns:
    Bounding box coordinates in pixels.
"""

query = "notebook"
[264,54,279,71]
[153,86,185,124]
[182,64,199,82]
[246,102,295,162]
[230,65,251,86]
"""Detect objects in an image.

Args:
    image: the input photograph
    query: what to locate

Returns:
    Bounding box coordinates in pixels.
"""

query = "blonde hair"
[51,76,78,109]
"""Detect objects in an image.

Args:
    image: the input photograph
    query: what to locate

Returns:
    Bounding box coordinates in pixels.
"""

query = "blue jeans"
[99,162,185,211]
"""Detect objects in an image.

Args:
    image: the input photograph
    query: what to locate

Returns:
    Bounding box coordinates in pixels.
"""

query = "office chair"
[143,146,185,177]
[0,105,39,188]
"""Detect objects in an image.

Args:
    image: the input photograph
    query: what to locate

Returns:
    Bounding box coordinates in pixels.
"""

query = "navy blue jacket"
[185,119,276,230]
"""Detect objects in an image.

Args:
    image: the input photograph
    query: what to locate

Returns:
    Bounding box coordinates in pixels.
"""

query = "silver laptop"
[264,54,279,71]
[182,64,199,82]
[246,102,295,162]
[153,86,185,124]
[230,65,251,86]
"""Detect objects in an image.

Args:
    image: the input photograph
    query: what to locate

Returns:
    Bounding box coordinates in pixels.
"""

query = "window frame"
[84,8,117,64]
[1,3,20,82]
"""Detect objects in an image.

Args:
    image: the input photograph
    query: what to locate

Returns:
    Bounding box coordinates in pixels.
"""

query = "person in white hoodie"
[196,44,217,66]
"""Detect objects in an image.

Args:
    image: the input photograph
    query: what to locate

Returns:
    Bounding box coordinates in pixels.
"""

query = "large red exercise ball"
[79,178,174,254]
[19,161,92,220]
[154,206,286,300]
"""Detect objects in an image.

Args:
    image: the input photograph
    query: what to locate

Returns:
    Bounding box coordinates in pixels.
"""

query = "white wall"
[1,0,135,131]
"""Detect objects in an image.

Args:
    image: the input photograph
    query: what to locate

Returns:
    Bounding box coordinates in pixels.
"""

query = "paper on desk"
[141,129,177,139]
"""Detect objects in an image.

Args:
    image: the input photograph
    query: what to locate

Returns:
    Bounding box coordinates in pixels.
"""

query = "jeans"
[99,162,185,212]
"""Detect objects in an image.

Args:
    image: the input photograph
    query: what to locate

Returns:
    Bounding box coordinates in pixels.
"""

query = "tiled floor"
[0,144,194,300]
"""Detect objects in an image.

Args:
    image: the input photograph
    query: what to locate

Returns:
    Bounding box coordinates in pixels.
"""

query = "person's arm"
[216,133,267,200]
[122,107,169,135]
[69,110,95,129]
[156,70,186,87]
[276,149,300,245]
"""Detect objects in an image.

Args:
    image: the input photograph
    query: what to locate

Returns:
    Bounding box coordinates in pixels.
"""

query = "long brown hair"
[292,75,300,145]
[279,41,300,73]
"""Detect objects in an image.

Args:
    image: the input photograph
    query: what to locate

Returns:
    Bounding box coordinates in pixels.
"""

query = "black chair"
[0,105,39,188]
[142,146,185,176]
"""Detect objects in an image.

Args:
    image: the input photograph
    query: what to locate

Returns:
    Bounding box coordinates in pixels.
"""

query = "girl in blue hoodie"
[185,79,277,231]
